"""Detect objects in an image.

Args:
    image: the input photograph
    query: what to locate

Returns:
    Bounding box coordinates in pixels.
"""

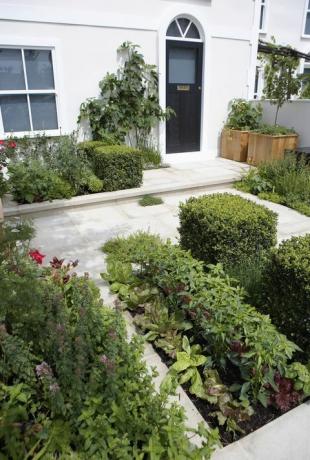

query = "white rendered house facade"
[0,0,309,161]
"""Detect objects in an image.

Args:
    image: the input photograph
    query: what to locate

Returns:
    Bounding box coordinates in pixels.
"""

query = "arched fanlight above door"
[166,18,201,40]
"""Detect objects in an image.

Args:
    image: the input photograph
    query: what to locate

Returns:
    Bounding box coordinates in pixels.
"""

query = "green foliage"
[102,233,308,407]
[0,172,8,198]
[79,41,173,146]
[91,144,143,191]
[179,193,277,268]
[253,124,296,135]
[226,253,268,306]
[0,222,219,458]
[263,234,310,361]
[139,195,164,206]
[285,362,310,396]
[169,336,209,399]
[8,160,74,203]
[235,154,310,216]
[225,99,262,131]
[6,135,104,203]
[259,38,301,125]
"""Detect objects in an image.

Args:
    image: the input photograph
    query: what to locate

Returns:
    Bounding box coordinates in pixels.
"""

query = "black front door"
[166,40,203,154]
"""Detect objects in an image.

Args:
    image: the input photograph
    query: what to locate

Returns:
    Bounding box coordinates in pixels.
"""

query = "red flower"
[29,249,45,265]
[7,141,16,149]
[0,140,4,145]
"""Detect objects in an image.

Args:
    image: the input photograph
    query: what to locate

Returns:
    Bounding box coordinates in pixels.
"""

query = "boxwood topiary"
[263,234,310,361]
[91,145,143,191]
[179,193,277,267]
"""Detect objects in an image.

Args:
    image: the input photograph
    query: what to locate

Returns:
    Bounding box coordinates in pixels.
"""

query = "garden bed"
[101,229,310,450]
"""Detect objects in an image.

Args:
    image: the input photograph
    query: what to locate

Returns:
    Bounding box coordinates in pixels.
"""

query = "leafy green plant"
[262,234,310,361]
[253,124,296,135]
[139,195,164,206]
[168,336,210,399]
[259,38,301,125]
[90,144,143,191]
[134,300,192,358]
[225,99,262,131]
[235,154,310,216]
[8,160,74,203]
[203,369,254,435]
[79,41,173,146]
[179,193,277,268]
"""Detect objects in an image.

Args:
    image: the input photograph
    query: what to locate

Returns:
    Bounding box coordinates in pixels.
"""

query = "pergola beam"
[258,39,310,62]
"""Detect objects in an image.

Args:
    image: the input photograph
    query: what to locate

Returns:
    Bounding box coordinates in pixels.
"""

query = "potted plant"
[221,99,262,162]
[247,39,300,165]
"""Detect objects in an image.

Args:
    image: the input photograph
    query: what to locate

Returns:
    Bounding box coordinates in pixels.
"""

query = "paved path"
[29,185,310,459]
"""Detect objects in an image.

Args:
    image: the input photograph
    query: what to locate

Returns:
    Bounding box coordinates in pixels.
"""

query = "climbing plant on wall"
[79,42,174,147]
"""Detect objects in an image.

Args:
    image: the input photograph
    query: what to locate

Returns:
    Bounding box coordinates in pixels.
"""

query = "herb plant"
[225,99,262,131]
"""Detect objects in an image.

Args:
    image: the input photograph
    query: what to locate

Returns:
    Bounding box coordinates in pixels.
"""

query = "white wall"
[258,100,310,147]
[0,0,258,160]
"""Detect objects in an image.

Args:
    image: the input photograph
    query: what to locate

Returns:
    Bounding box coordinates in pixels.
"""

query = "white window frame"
[302,0,310,38]
[259,0,268,34]
[166,18,203,43]
[253,66,264,100]
[0,38,63,138]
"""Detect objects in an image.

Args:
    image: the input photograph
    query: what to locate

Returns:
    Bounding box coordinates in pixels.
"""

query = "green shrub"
[77,140,108,157]
[236,155,310,216]
[8,160,74,203]
[225,99,262,131]
[139,195,163,206]
[0,173,8,198]
[91,145,143,191]
[179,193,277,267]
[0,223,218,459]
[103,233,308,406]
[263,235,310,361]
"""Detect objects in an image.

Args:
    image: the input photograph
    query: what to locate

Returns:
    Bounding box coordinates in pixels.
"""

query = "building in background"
[0,0,309,161]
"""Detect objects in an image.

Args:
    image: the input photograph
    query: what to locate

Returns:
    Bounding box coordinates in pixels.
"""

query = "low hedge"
[179,193,277,267]
[77,140,107,158]
[263,235,310,360]
[103,233,310,405]
[91,145,143,191]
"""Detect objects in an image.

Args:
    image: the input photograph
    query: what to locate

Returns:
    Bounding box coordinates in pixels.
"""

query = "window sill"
[1,129,62,139]
[301,34,310,39]
[259,30,267,35]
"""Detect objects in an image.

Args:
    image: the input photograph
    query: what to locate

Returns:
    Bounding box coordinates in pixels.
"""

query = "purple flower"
[35,361,53,378]
[49,382,60,395]
[99,354,115,371]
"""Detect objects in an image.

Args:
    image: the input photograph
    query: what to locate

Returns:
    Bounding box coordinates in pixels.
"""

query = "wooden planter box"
[221,128,249,162]
[247,132,299,166]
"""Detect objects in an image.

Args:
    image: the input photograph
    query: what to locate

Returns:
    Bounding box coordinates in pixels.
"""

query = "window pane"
[186,23,200,39]
[177,18,190,35]
[30,94,58,130]
[24,49,55,89]
[0,48,26,90]
[169,47,196,84]
[259,5,265,29]
[0,95,30,132]
[306,12,310,35]
[167,21,181,37]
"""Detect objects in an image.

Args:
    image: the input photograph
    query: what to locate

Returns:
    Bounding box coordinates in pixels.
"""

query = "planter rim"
[223,127,249,133]
[248,132,298,138]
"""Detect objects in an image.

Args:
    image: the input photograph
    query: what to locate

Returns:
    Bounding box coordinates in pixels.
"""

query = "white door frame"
[157,7,208,163]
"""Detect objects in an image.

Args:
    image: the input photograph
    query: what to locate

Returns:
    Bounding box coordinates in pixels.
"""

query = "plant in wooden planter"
[221,99,262,162]
[248,39,301,165]
[247,124,299,165]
